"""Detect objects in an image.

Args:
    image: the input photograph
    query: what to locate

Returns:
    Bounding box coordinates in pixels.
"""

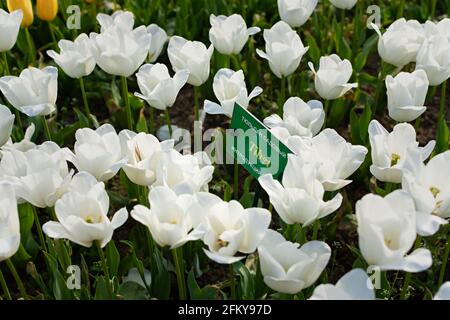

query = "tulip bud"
[7,0,34,27]
[36,0,58,22]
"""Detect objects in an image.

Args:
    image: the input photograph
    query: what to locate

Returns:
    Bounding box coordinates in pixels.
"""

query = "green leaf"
[118,282,148,300]
[187,270,217,300]
[136,108,149,133]
[234,262,255,300]
[94,276,111,300]
[434,117,449,155]
[44,253,74,300]
[305,33,320,64]
[106,241,120,278]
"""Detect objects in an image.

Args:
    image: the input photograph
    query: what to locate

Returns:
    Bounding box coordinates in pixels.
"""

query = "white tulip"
[256,21,308,78]
[415,22,450,86]
[0,9,23,52]
[204,69,262,117]
[134,63,189,111]
[0,104,14,148]
[401,149,450,236]
[436,18,450,43]
[308,54,357,100]
[1,123,35,153]
[309,269,375,300]
[147,24,167,63]
[434,282,450,300]
[43,172,128,248]
[68,124,127,182]
[386,70,429,122]
[0,182,20,261]
[258,230,331,294]
[90,23,151,77]
[329,0,358,10]
[96,11,134,33]
[287,129,368,191]
[131,186,206,249]
[168,36,214,86]
[264,98,324,137]
[368,120,435,183]
[259,154,343,226]
[47,33,96,79]
[356,190,432,272]
[154,149,214,193]
[277,0,318,28]
[201,200,271,264]
[372,18,425,67]
[12,142,73,208]
[209,14,260,55]
[119,129,173,186]
[0,66,58,117]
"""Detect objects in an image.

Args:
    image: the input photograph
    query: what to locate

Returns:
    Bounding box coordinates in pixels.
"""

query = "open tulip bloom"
[258,229,331,294]
[434,282,450,300]
[0,104,15,148]
[0,66,58,117]
[356,191,432,272]
[277,0,318,28]
[209,14,260,55]
[43,172,128,248]
[0,182,20,261]
[0,9,23,52]
[368,120,435,183]
[96,11,135,33]
[147,24,168,63]
[329,0,358,10]
[204,68,262,117]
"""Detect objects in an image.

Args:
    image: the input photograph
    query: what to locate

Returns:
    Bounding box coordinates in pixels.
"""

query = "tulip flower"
[135,63,189,111]
[415,22,450,86]
[209,14,260,55]
[204,69,262,118]
[287,129,368,191]
[356,190,432,272]
[277,0,318,28]
[119,129,174,186]
[259,154,343,226]
[309,269,375,300]
[147,24,167,63]
[258,230,331,294]
[68,124,127,182]
[43,172,128,248]
[436,18,450,42]
[0,104,14,148]
[401,149,450,236]
[201,200,271,264]
[329,0,358,10]
[0,9,23,52]
[47,33,96,79]
[11,142,73,208]
[1,123,35,153]
[131,186,205,249]
[263,97,324,137]
[372,18,424,67]
[256,21,308,79]
[386,70,429,122]
[154,149,214,193]
[7,0,33,27]
[434,282,450,300]
[0,66,58,117]
[368,120,435,183]
[0,182,20,261]
[308,54,357,100]
[36,0,58,22]
[168,36,214,87]
[96,10,134,33]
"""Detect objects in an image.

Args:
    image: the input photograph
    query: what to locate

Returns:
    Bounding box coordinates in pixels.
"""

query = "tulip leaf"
[187,270,217,300]
[44,253,74,300]
[136,108,149,133]
[234,262,255,300]
[94,276,112,300]
[106,241,120,278]
[18,203,34,240]
[305,33,321,65]
[74,108,91,129]
[354,34,378,72]
[118,282,148,300]
[434,117,449,155]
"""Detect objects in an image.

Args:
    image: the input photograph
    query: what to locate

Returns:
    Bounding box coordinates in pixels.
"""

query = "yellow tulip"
[36,0,58,22]
[7,0,34,27]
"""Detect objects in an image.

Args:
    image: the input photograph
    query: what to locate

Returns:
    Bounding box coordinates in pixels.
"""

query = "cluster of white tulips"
[0,0,449,301]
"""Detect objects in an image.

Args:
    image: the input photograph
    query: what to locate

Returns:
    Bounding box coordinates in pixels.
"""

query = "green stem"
[79,78,91,123]
[41,116,52,141]
[233,159,239,199]
[374,62,388,115]
[32,206,48,253]
[172,248,187,300]
[397,0,405,18]
[6,259,27,299]
[2,51,10,75]
[312,221,320,241]
[231,55,241,71]
[229,263,236,300]
[194,86,200,122]
[121,76,133,130]
[148,106,155,134]
[164,109,173,137]
[439,80,447,120]
[438,233,450,287]
[24,28,35,66]
[431,0,437,18]
[278,77,286,116]
[400,236,422,300]
[48,22,58,51]
[95,240,114,299]
[0,268,12,300]
[414,117,422,132]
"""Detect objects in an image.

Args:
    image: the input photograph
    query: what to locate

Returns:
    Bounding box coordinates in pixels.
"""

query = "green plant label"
[227,103,293,180]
